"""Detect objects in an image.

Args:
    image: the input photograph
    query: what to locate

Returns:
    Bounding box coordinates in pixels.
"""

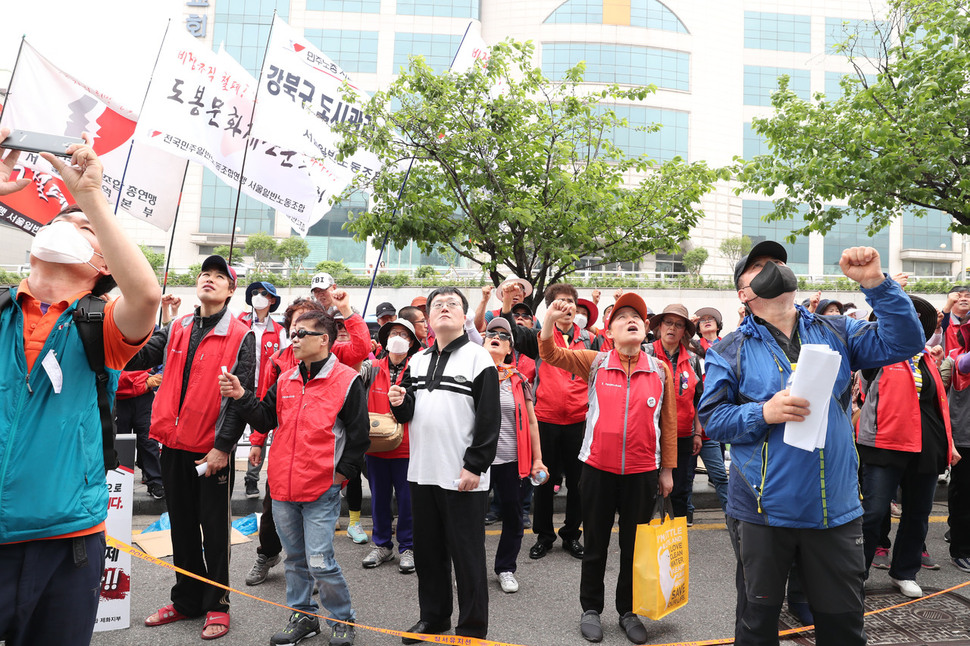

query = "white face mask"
[251,294,270,310]
[573,314,588,330]
[386,335,411,354]
[31,220,103,272]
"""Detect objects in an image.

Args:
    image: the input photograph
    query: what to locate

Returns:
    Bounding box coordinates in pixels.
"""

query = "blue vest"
[0,287,119,542]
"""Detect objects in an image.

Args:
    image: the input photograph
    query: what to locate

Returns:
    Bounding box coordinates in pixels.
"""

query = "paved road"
[89,501,968,646]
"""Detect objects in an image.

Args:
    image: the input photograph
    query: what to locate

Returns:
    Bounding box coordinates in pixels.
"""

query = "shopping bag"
[632,496,688,619]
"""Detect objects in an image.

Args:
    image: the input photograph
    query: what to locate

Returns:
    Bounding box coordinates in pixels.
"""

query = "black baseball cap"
[375,301,396,318]
[734,241,788,289]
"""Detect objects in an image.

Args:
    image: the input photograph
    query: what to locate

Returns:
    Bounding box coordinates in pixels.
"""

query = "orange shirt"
[15,279,150,541]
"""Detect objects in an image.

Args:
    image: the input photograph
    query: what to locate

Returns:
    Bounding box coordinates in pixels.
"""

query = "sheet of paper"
[41,350,63,394]
[783,344,842,452]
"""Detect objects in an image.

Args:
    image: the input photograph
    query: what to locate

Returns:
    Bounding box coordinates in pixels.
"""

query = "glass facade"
[742,200,810,274]
[601,105,688,161]
[743,122,769,159]
[823,218,889,274]
[743,66,811,106]
[304,29,379,74]
[545,0,687,32]
[306,0,380,11]
[305,195,368,267]
[396,0,479,18]
[826,18,890,58]
[199,169,276,235]
[542,43,689,90]
[393,33,464,71]
[902,208,952,251]
[744,12,811,52]
[211,0,289,75]
[824,71,877,100]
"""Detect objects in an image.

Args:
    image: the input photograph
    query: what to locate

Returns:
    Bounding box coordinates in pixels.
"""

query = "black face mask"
[748,261,798,300]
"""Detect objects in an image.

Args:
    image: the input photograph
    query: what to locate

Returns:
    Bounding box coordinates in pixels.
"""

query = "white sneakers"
[890,577,923,598]
[498,571,518,593]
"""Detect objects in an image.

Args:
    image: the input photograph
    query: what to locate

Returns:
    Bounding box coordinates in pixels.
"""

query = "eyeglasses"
[699,316,717,324]
[484,330,512,341]
[512,311,530,318]
[430,300,463,311]
[387,330,411,339]
[661,319,686,330]
[290,329,325,340]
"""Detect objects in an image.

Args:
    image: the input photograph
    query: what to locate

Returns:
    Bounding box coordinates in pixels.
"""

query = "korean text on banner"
[0,43,185,233]
[632,498,688,620]
[94,467,134,632]
[249,16,381,233]
[135,30,319,234]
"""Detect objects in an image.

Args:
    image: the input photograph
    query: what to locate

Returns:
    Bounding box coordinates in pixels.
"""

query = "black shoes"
[401,620,451,644]
[580,610,603,642]
[563,539,585,559]
[245,480,260,499]
[529,541,550,560]
[147,483,165,500]
[619,612,647,644]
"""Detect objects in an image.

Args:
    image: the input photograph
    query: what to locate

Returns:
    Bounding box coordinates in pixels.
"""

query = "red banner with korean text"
[0,42,186,234]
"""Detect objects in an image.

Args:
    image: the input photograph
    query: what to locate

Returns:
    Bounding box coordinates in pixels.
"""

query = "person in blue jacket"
[698,241,923,646]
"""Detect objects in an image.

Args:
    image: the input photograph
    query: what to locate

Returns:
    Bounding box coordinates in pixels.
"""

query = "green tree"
[315,260,354,280]
[335,40,725,309]
[718,235,752,267]
[737,0,970,237]
[278,236,311,274]
[245,232,279,272]
[682,247,709,278]
[138,244,165,274]
[213,243,245,261]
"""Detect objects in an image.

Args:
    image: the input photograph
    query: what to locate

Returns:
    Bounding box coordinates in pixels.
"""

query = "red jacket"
[581,350,668,474]
[366,356,410,459]
[269,358,360,502]
[150,311,251,452]
[533,324,591,425]
[945,316,970,359]
[650,340,701,438]
[501,366,535,479]
[514,352,536,385]
[116,369,151,400]
[238,312,286,399]
[857,352,952,463]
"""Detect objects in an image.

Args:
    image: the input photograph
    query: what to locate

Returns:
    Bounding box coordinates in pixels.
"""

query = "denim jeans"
[698,439,729,512]
[273,484,356,625]
[861,462,937,580]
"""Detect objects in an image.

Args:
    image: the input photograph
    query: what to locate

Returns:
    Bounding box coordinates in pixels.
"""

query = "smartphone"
[0,129,84,158]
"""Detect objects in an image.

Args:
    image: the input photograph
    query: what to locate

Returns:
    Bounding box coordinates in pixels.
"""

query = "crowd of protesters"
[1,135,966,646]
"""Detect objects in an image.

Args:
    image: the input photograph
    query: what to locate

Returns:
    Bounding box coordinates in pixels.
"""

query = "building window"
[396,0,479,18]
[393,33,464,71]
[545,0,687,33]
[902,208,952,251]
[304,29,379,74]
[212,0,289,75]
[305,195,368,267]
[743,122,769,159]
[742,200,810,274]
[744,12,811,52]
[824,71,877,101]
[822,219,889,275]
[902,260,954,277]
[743,66,810,106]
[598,105,688,162]
[306,0,380,11]
[542,43,689,91]
[199,169,275,235]
[655,253,684,274]
[826,18,890,58]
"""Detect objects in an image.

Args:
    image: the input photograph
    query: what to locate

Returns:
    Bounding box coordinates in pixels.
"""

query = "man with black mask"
[698,240,924,646]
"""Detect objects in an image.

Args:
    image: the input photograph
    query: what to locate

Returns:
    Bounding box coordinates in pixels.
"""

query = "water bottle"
[529,470,548,487]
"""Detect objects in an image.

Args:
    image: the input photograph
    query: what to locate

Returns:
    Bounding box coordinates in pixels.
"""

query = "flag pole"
[361,20,476,315]
[227,12,277,265]
[0,36,28,127]
[157,163,190,327]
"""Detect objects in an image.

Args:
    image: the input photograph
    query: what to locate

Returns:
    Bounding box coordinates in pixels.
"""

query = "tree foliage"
[335,40,725,309]
[138,244,165,273]
[737,0,970,237]
[682,247,709,277]
[718,235,752,267]
[244,232,279,271]
[278,236,311,273]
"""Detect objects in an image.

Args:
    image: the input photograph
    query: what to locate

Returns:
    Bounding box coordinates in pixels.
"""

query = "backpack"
[0,286,118,473]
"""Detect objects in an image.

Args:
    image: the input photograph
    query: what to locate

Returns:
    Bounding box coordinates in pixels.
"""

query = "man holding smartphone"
[0,128,162,646]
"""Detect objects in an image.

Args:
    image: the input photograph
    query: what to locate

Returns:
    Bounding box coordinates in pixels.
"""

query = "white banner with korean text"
[250,16,381,232]
[0,43,185,234]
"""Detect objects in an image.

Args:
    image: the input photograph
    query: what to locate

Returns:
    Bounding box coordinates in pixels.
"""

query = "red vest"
[651,340,700,437]
[945,316,970,358]
[698,336,720,352]
[269,357,359,502]
[514,352,536,384]
[858,353,953,462]
[250,345,300,447]
[238,311,285,399]
[533,324,590,425]
[582,350,667,474]
[366,356,410,459]
[500,366,535,479]
[116,369,151,400]
[150,311,252,452]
